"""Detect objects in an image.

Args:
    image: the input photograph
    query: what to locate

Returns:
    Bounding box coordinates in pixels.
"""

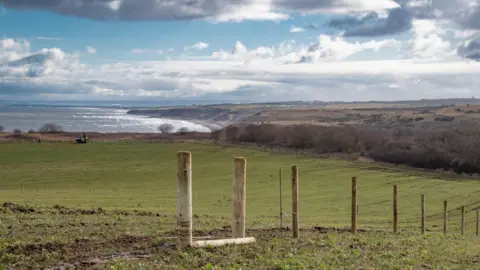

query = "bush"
[13,129,22,135]
[434,116,455,122]
[212,122,480,175]
[158,123,174,134]
[414,117,424,122]
[28,129,35,133]
[177,127,189,135]
[0,125,4,133]
[38,123,63,133]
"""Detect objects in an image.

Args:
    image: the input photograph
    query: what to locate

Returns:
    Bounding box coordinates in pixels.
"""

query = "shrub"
[434,116,455,122]
[158,123,174,134]
[414,117,424,122]
[13,129,22,135]
[177,127,189,135]
[212,121,480,175]
[38,123,63,133]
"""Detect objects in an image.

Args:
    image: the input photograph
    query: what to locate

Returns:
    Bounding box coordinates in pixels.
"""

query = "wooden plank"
[192,237,256,248]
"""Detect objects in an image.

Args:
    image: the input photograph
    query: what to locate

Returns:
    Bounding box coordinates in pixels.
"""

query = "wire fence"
[2,165,480,239]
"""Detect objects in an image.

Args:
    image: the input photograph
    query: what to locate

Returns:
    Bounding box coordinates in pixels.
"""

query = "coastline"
[147,116,225,131]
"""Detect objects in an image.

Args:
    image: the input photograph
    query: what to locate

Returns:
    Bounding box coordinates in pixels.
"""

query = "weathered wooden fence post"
[292,165,299,238]
[461,206,465,236]
[476,211,479,237]
[444,201,448,235]
[233,157,247,239]
[279,169,283,230]
[421,194,425,235]
[177,151,192,249]
[351,176,357,234]
[393,185,398,234]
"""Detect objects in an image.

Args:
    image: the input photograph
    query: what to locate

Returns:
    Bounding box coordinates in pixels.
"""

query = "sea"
[0,104,213,133]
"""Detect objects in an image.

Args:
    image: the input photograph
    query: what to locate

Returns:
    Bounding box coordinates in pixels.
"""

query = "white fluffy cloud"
[86,46,97,54]
[131,48,164,54]
[212,36,398,63]
[290,26,306,33]
[185,42,209,51]
[2,36,480,102]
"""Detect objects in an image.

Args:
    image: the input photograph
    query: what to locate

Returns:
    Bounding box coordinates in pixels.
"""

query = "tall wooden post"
[292,165,299,238]
[351,177,357,234]
[177,151,192,249]
[421,194,425,235]
[279,169,283,230]
[443,201,448,235]
[393,185,398,234]
[461,206,465,236]
[233,157,247,239]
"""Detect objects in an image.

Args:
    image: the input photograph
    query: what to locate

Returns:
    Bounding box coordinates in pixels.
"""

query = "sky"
[0,0,480,103]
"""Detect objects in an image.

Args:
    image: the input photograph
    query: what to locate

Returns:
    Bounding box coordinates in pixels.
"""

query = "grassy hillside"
[1,142,480,268]
[1,142,480,232]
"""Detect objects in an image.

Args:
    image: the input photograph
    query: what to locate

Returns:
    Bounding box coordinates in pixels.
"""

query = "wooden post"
[476,211,479,237]
[393,185,398,234]
[461,205,465,236]
[421,194,425,235]
[177,151,192,249]
[443,201,447,235]
[351,177,357,234]
[292,165,299,238]
[279,169,283,230]
[233,157,247,239]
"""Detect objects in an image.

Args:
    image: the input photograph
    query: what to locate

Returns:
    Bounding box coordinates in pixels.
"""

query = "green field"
[1,142,480,269]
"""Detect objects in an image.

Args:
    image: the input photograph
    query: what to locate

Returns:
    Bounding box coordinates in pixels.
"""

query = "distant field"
[2,142,480,268]
[1,142,480,232]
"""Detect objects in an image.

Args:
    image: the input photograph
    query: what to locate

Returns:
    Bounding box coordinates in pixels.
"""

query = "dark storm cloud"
[457,37,480,61]
[0,0,256,21]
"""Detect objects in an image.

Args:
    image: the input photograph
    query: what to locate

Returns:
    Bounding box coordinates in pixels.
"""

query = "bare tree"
[158,123,175,134]
[13,129,22,135]
[38,123,63,133]
[0,125,4,133]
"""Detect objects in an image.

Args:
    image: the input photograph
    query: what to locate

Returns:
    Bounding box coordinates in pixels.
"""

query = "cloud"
[0,0,287,22]
[328,7,413,37]
[457,35,480,61]
[131,48,163,54]
[212,40,295,61]
[2,37,480,102]
[185,42,209,51]
[0,0,403,23]
[290,26,306,33]
[86,46,97,54]
[272,0,400,14]
[1,38,80,80]
[295,35,399,62]
[325,0,480,40]
[213,36,398,63]
[403,20,455,60]
[37,37,64,41]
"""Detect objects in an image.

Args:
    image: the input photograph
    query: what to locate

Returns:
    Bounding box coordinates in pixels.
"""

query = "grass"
[1,142,480,268]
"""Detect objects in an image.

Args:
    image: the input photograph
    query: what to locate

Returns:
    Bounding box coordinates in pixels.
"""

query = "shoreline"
[147,116,225,131]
